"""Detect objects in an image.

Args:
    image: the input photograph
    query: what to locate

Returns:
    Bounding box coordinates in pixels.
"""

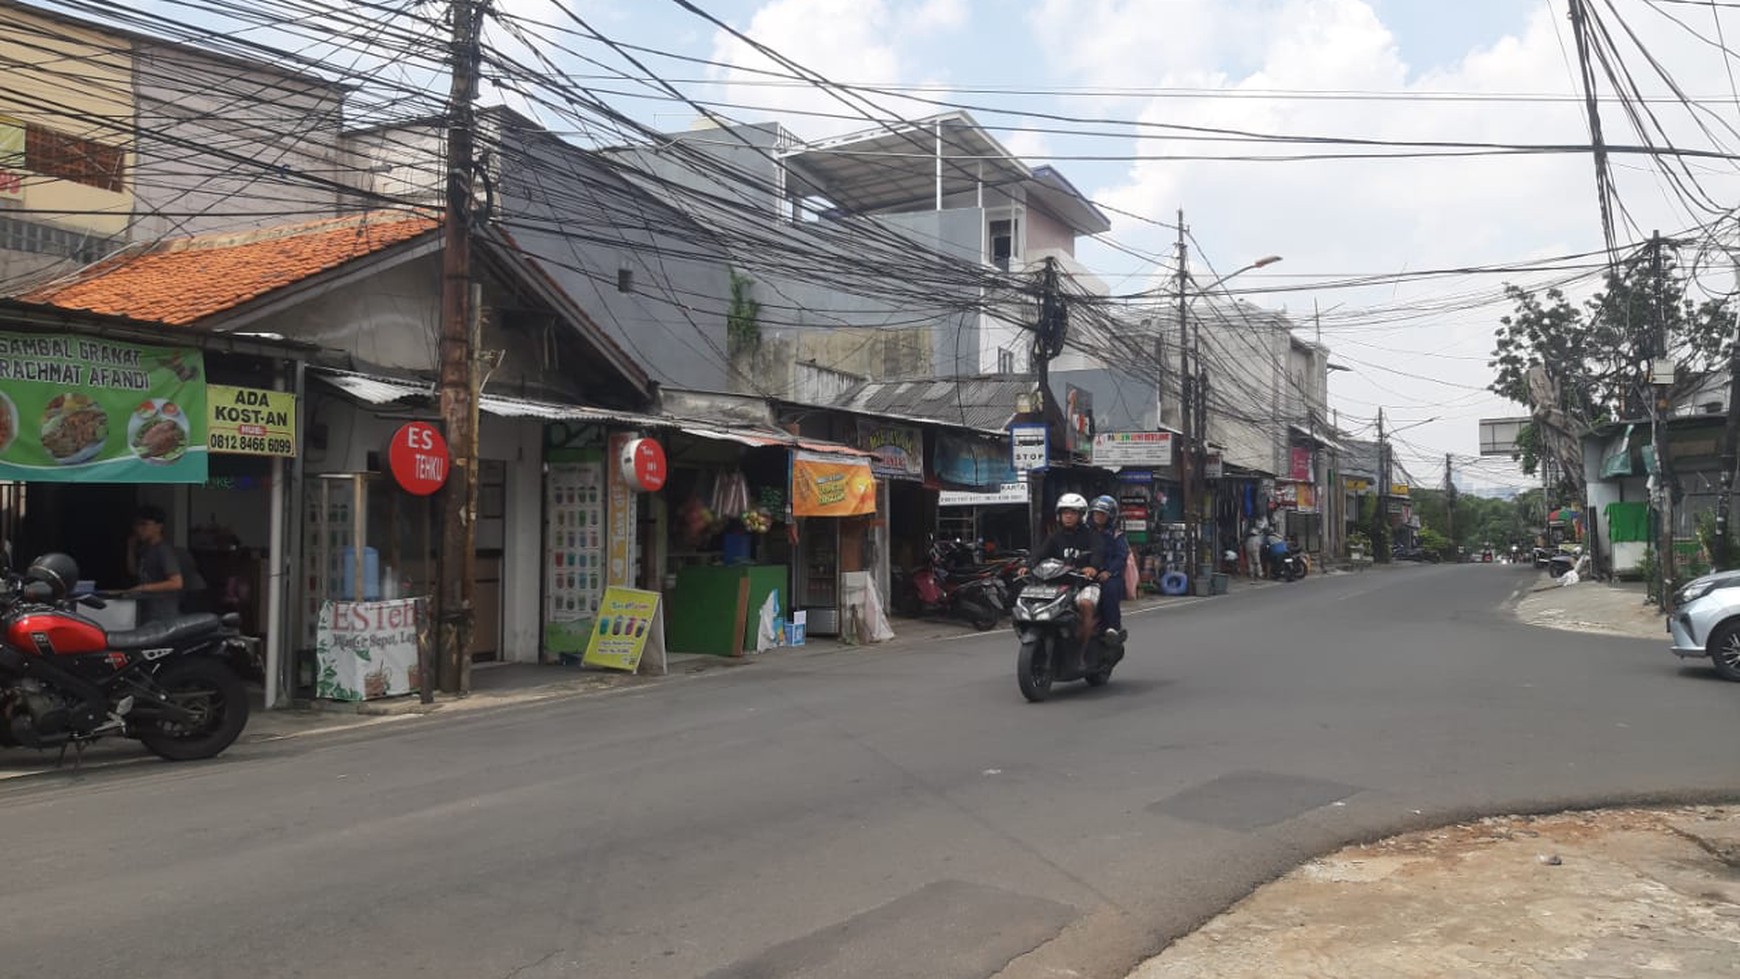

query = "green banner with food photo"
[0,331,207,483]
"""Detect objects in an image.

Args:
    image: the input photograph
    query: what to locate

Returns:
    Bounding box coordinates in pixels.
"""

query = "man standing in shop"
[128,505,183,624]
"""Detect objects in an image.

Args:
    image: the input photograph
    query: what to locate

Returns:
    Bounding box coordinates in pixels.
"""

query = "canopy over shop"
[0,304,312,707]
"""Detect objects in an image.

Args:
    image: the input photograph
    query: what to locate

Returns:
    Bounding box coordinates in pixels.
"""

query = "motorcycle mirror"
[79,595,108,610]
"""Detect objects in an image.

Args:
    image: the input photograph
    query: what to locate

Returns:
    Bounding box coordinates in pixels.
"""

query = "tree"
[1489,248,1733,479]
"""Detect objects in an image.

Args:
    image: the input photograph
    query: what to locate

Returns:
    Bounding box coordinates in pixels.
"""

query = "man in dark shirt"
[1028,493,1105,650]
[129,505,183,624]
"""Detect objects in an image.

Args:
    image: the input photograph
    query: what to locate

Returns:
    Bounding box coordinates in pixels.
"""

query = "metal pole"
[1175,211,1193,576]
[438,0,482,693]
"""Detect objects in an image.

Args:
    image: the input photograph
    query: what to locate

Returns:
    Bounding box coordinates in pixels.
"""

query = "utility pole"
[1374,408,1391,563]
[1445,452,1457,551]
[1649,231,1677,611]
[1175,211,1196,577]
[437,0,483,694]
[1029,258,1067,549]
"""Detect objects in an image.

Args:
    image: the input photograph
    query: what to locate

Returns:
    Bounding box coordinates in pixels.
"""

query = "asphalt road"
[1,564,1735,979]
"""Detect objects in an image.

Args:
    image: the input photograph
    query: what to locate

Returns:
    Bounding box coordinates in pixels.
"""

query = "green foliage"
[1490,251,1734,456]
[1346,529,1372,556]
[726,270,762,354]
[1418,527,1452,560]
[1695,510,1739,572]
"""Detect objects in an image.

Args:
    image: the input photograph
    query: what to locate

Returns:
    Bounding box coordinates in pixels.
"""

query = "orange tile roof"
[21,211,439,325]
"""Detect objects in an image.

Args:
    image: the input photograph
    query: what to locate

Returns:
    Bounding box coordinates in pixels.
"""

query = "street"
[1,564,1735,979]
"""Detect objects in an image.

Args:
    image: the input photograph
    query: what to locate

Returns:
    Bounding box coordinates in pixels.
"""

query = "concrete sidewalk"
[1515,573,1665,641]
[1129,805,1740,978]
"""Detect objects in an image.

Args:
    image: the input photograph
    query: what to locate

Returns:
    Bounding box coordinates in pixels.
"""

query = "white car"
[1667,569,1740,681]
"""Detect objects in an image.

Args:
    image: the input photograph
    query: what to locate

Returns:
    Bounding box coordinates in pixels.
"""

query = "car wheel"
[1708,621,1740,682]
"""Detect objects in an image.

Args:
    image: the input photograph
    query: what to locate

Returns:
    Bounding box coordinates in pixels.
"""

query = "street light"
[1177,254,1283,586]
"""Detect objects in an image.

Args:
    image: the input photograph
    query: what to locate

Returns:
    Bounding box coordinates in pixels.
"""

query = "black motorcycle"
[1010,558,1125,702]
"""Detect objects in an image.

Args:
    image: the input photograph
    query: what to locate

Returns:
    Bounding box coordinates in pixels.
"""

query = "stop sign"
[388,421,450,496]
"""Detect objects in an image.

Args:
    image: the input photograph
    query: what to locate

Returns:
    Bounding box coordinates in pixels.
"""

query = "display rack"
[545,462,605,626]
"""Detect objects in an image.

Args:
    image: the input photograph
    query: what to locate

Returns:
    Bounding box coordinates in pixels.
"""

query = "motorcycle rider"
[1088,495,1128,644]
[1027,493,1105,651]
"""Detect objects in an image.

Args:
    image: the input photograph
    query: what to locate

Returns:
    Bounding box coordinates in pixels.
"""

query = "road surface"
[0,564,1734,979]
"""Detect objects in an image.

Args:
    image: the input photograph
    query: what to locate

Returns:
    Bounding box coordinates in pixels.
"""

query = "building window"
[616,267,634,293]
[0,214,111,261]
[989,218,1018,270]
[997,346,1019,373]
[25,124,125,193]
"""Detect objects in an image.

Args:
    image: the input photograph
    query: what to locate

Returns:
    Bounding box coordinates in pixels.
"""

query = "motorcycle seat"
[107,613,225,651]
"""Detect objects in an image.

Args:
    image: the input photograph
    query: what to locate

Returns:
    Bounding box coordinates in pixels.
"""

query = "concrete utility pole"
[1719,302,1740,571]
[1175,211,1193,573]
[1028,258,1067,549]
[1649,231,1677,612]
[1445,452,1456,549]
[438,0,483,694]
[1374,408,1391,563]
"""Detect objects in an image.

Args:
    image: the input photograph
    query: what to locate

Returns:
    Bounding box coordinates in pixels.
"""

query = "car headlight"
[1680,580,1715,604]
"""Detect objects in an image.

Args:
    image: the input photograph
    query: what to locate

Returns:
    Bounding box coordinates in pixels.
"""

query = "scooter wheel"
[1017,638,1053,702]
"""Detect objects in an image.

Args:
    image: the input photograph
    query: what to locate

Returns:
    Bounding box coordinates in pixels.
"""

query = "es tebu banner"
[791,452,876,517]
[0,332,207,483]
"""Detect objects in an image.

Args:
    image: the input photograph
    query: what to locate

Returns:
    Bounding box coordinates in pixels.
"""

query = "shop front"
[0,323,305,706]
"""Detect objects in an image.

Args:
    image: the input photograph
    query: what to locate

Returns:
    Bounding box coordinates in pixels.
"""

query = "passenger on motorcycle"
[1027,493,1105,650]
[1088,495,1127,644]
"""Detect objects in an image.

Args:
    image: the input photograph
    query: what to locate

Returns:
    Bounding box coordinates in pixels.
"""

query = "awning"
[1290,424,1345,452]
[675,424,872,459]
[310,367,672,428]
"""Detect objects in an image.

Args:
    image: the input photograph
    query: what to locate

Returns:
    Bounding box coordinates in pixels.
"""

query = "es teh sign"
[388,421,449,495]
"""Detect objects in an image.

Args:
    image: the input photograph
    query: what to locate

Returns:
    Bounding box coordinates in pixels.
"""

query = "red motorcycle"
[0,552,251,763]
[892,539,1007,631]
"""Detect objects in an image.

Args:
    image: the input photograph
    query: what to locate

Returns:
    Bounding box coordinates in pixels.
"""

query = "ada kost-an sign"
[207,384,297,457]
[388,421,449,495]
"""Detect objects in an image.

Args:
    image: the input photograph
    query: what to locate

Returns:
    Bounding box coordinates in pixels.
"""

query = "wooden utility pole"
[1374,408,1390,563]
[1649,231,1677,611]
[1719,307,1740,571]
[438,0,483,694]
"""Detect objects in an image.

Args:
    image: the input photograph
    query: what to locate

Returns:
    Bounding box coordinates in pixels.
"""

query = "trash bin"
[1210,572,1229,595]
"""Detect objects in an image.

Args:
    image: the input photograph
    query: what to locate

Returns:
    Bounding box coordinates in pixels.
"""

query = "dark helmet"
[25,552,78,601]
[1089,495,1118,519]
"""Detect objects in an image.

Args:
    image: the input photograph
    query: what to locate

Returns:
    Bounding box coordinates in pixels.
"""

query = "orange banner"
[791,452,877,517]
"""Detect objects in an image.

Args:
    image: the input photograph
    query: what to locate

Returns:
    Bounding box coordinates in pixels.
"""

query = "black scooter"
[1010,559,1125,702]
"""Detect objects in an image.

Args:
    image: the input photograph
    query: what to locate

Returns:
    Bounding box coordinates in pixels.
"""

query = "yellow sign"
[206,384,297,456]
[791,452,877,517]
[0,118,22,201]
[1344,478,1371,493]
[606,433,634,585]
[1390,483,1411,498]
[583,587,661,671]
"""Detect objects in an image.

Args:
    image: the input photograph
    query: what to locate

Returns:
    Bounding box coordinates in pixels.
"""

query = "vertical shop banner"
[856,421,923,481]
[606,433,635,586]
[582,586,665,672]
[0,332,207,483]
[1289,447,1313,481]
[314,598,425,701]
[791,452,877,517]
[1064,384,1094,454]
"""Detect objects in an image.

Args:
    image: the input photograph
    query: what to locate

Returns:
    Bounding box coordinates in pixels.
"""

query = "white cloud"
[708,0,968,140]
[1029,0,1740,459]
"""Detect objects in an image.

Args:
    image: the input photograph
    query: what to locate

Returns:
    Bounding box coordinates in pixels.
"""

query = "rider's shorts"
[1078,583,1101,605]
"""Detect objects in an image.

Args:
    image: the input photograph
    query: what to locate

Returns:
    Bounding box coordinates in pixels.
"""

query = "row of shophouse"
[0,0,1341,706]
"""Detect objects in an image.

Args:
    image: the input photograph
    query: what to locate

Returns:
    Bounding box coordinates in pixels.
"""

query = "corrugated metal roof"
[313,369,430,405]
[677,424,872,458]
[834,375,1032,433]
[475,394,670,428]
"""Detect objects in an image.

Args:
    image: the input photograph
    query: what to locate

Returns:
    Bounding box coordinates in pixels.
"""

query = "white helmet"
[1056,493,1088,514]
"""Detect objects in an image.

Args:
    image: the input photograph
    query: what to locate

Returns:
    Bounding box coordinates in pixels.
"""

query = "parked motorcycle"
[1276,551,1306,581]
[1010,558,1125,701]
[894,541,1006,631]
[0,553,252,763]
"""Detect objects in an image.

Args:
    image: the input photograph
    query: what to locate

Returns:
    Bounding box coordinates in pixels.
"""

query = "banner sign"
[939,477,1028,507]
[1204,453,1224,480]
[606,433,636,585]
[1344,477,1372,493]
[938,433,1017,490]
[1064,384,1094,454]
[792,452,877,517]
[1289,447,1313,481]
[315,598,426,701]
[1092,431,1174,467]
[856,421,923,481]
[1389,482,1411,498]
[206,384,296,456]
[0,332,207,483]
[1009,423,1048,471]
[583,586,664,672]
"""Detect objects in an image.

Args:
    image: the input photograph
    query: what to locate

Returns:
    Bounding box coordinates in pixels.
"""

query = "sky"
[84,0,1740,491]
[476,0,1740,493]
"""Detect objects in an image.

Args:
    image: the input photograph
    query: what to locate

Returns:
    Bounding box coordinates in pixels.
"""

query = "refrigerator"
[796,519,840,636]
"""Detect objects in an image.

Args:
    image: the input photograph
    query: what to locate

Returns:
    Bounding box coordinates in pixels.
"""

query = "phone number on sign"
[209,431,294,455]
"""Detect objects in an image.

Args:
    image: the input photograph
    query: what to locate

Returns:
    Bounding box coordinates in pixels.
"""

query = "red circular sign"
[621,437,667,492]
[388,422,450,496]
